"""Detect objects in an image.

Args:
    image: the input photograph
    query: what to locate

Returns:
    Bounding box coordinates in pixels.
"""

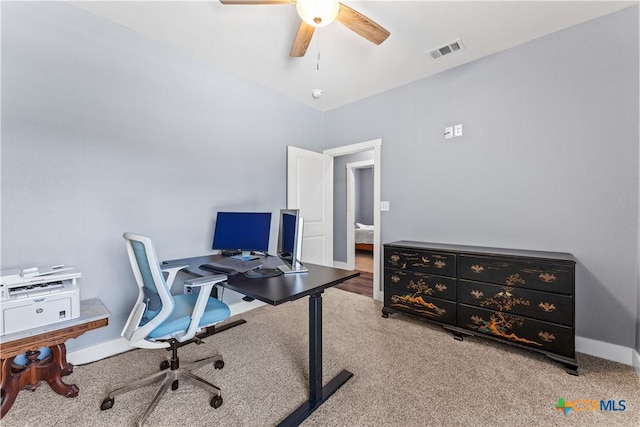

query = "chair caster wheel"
[100,397,114,410]
[210,395,223,409]
[160,360,170,370]
[214,359,224,370]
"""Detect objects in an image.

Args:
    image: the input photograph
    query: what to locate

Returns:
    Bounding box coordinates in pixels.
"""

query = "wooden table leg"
[1,356,21,418]
[0,344,79,419]
[45,344,78,397]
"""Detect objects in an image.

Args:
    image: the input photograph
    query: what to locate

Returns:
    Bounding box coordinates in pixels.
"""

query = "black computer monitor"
[211,212,271,259]
[276,209,307,274]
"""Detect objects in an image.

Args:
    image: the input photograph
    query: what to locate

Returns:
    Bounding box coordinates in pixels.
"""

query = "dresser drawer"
[457,304,574,358]
[384,289,456,325]
[459,255,573,294]
[458,280,573,325]
[384,269,456,301]
[384,247,456,277]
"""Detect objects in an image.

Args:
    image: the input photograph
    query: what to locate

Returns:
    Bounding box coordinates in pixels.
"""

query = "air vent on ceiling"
[428,39,463,60]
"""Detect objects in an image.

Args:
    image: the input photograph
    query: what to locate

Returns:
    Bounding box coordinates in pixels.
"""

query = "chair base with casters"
[100,337,224,426]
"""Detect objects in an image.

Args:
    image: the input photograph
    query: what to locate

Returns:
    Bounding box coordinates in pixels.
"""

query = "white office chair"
[100,233,230,426]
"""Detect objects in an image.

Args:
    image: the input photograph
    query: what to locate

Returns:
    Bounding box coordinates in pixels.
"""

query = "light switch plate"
[444,126,453,139]
[380,201,390,211]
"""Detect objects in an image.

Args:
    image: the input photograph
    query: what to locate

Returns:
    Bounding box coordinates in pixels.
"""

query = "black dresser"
[382,241,577,374]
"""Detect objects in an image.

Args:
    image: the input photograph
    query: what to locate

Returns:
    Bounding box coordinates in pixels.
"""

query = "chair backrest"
[121,232,175,348]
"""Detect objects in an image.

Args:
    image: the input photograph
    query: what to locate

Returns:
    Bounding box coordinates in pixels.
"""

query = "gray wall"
[637,5,640,366]
[324,7,640,349]
[355,167,374,225]
[1,2,323,351]
[333,151,375,262]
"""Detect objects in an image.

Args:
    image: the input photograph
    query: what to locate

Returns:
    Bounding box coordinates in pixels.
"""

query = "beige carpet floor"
[2,288,638,426]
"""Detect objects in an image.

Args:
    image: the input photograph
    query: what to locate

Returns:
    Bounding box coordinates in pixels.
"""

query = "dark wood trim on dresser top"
[382,241,577,375]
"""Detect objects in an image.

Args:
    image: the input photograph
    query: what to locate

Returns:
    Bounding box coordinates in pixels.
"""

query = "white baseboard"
[67,337,134,366]
[333,261,349,270]
[67,297,265,366]
[575,335,634,366]
[633,348,640,377]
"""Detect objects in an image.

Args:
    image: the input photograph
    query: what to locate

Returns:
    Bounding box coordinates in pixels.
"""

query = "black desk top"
[164,254,360,306]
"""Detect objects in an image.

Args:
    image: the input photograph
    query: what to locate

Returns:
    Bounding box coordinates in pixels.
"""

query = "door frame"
[324,139,382,301]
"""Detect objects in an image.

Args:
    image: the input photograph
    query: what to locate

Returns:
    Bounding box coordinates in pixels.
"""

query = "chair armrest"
[179,274,228,341]
[161,264,189,287]
[184,274,227,287]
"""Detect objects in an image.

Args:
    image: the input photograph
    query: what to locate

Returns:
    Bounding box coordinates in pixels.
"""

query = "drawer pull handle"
[470,264,484,273]
[435,284,448,292]
[539,302,556,312]
[539,273,556,283]
[538,331,556,342]
[505,274,526,286]
[434,260,446,269]
[471,290,484,299]
[390,275,400,283]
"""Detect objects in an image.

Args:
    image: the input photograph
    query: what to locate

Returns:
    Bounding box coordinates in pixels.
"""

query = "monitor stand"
[277,262,308,274]
[230,251,259,261]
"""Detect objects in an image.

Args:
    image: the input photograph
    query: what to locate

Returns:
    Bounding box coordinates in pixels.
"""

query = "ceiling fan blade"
[336,3,390,45]
[290,21,315,57]
[219,1,293,4]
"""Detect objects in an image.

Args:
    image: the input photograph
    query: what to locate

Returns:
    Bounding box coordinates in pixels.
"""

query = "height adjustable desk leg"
[309,292,322,404]
[278,291,353,427]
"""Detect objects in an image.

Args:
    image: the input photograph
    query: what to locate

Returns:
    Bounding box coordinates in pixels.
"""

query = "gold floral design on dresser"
[468,312,542,347]
[470,264,484,273]
[409,254,430,268]
[406,279,433,296]
[539,273,556,283]
[390,294,446,317]
[434,260,446,269]
[400,252,430,268]
[538,302,556,312]
[538,331,556,342]
[477,274,529,311]
[389,278,446,317]
[505,274,526,287]
[390,275,401,283]
[435,284,448,292]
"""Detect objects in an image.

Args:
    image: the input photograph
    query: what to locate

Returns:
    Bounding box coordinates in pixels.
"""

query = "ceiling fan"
[219,0,390,57]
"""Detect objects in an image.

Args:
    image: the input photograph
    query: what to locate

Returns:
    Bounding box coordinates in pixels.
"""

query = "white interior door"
[286,146,333,266]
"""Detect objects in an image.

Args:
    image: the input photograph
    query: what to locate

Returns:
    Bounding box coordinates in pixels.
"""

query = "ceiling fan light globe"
[296,0,340,28]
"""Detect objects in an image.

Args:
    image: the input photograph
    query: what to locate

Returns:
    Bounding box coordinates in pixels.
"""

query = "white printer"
[0,265,81,336]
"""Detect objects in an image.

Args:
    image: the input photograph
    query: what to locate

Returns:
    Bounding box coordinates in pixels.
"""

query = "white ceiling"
[69,1,636,111]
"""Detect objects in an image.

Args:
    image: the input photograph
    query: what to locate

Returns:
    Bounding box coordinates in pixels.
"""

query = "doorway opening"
[323,139,382,301]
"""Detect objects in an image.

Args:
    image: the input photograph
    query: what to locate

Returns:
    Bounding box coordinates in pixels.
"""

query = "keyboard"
[201,257,263,273]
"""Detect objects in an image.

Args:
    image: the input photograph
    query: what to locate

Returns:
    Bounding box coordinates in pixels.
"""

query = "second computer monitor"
[211,212,271,259]
[277,209,307,274]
